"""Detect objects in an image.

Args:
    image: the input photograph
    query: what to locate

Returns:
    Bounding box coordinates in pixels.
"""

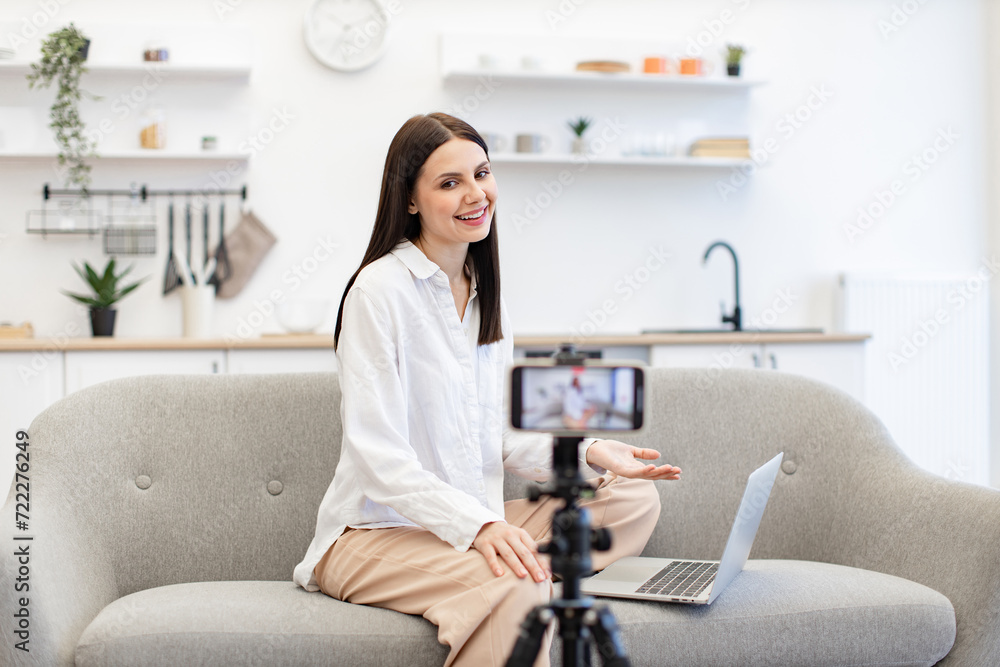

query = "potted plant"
[26,23,100,190]
[62,258,148,337]
[725,44,746,77]
[567,116,592,155]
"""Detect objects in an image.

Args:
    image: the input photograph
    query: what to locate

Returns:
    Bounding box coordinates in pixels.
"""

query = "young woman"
[293,112,682,667]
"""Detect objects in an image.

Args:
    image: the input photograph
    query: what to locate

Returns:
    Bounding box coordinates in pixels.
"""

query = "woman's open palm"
[586,440,682,481]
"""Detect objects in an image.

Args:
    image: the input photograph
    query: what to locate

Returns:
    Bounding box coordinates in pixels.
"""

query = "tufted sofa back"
[26,373,343,597]
[26,368,906,598]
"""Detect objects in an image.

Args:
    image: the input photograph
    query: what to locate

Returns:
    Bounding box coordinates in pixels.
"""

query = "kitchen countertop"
[0,331,870,351]
[516,332,870,346]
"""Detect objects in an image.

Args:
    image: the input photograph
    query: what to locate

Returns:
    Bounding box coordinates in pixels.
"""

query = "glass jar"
[143,40,169,62]
[140,105,166,149]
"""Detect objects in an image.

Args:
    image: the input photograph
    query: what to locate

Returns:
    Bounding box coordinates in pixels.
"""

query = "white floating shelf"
[488,153,746,168]
[443,69,763,91]
[0,61,251,83]
[0,150,248,162]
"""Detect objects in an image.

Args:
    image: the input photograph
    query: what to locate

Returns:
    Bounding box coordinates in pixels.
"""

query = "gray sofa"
[2,368,998,666]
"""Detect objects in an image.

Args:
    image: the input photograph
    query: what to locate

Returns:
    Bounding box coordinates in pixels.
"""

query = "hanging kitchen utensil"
[184,200,192,271]
[208,197,232,289]
[162,198,182,295]
[202,202,210,268]
[215,206,277,299]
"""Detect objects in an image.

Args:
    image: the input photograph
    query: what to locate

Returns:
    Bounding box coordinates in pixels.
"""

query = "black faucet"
[703,241,742,331]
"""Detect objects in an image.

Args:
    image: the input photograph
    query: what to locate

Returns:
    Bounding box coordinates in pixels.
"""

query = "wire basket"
[103,224,157,255]
[25,198,104,237]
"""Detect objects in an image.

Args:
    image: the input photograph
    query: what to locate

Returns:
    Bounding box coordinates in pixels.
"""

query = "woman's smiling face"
[408,138,497,249]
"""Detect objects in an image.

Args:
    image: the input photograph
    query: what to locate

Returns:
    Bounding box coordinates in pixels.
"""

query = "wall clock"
[303,0,392,72]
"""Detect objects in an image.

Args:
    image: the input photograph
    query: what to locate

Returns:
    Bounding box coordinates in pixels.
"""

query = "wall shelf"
[0,150,248,162]
[443,69,763,92]
[0,61,251,83]
[489,153,746,168]
[440,33,759,176]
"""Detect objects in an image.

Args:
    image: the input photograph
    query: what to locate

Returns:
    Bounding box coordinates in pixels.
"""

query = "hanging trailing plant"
[26,23,100,189]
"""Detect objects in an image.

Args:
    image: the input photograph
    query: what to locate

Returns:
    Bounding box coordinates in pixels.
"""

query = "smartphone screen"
[510,365,644,433]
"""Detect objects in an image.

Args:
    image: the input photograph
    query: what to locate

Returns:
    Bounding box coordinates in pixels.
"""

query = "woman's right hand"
[472,521,551,583]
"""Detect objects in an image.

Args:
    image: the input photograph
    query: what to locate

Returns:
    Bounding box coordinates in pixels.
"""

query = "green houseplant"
[26,23,100,189]
[725,44,746,77]
[567,116,592,155]
[62,259,148,337]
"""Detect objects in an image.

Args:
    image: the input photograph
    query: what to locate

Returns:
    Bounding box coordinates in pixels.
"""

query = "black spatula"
[162,199,182,295]
[208,198,232,288]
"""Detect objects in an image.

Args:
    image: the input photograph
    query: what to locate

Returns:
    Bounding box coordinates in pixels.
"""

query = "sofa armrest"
[637,368,1000,666]
[1,464,120,666]
[802,445,1000,666]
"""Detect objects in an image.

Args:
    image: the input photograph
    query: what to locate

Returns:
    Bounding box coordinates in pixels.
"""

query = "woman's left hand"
[586,440,682,480]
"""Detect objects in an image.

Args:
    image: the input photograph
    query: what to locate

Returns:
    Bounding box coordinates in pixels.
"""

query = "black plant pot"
[727,63,741,77]
[90,307,116,337]
[79,39,90,61]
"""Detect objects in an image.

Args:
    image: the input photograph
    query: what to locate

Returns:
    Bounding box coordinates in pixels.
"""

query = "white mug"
[478,53,501,70]
[482,133,508,153]
[515,134,552,154]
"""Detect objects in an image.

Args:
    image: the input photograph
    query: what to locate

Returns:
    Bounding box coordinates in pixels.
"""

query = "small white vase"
[571,137,589,155]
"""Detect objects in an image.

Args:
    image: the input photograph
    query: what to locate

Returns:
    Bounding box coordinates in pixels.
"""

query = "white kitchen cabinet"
[650,343,758,370]
[227,349,337,374]
[0,351,66,431]
[760,342,865,401]
[64,350,225,395]
[0,352,65,495]
[651,341,866,401]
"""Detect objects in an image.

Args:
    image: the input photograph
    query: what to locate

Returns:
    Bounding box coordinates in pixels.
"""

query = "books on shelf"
[688,137,750,158]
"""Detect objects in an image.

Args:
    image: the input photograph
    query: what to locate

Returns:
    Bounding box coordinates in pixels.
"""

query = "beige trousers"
[314,474,661,667]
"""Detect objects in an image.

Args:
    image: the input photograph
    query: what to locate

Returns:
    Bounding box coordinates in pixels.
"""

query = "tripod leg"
[506,605,554,667]
[586,605,631,667]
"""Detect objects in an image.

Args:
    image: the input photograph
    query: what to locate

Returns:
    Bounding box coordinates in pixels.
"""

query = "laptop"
[581,452,783,605]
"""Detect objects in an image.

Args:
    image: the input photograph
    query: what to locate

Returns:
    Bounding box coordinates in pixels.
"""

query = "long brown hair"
[334,112,502,351]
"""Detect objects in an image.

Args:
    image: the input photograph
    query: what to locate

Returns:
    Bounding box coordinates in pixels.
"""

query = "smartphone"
[509,362,644,435]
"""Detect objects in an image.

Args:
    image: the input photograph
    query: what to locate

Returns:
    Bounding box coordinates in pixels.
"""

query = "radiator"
[839,273,991,486]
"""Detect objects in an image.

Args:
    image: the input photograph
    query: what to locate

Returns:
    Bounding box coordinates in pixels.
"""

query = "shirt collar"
[391,239,479,297]
[391,239,439,280]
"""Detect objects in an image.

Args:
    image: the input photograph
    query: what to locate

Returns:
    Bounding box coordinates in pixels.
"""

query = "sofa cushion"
[75,560,954,667]
[602,560,955,667]
[75,580,450,667]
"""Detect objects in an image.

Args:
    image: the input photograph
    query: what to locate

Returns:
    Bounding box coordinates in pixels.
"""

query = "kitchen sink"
[641,328,825,334]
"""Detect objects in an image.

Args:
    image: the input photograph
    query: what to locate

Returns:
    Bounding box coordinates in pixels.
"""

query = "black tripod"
[505,434,631,667]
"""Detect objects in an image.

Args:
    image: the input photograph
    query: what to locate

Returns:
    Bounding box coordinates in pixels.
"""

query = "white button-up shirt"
[294,240,597,591]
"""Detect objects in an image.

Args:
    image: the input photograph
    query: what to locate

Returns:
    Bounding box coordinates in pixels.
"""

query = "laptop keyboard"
[636,561,718,598]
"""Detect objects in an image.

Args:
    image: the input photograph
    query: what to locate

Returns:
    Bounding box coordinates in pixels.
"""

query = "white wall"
[0,1,993,477]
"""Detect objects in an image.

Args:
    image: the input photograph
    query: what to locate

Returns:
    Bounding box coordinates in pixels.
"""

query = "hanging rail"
[43,183,248,201]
